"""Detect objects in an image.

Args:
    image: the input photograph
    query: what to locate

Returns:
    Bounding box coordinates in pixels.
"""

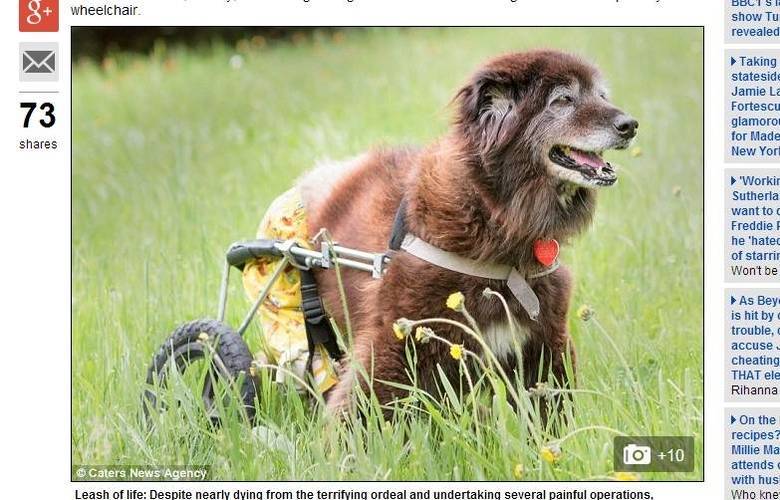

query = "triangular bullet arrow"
[731,57,736,66]
[731,415,736,424]
[731,296,736,305]
[731,176,737,186]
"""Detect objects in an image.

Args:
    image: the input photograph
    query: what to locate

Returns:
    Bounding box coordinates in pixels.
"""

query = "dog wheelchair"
[142,235,392,424]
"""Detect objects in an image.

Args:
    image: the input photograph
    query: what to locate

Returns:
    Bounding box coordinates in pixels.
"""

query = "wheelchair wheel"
[143,318,257,425]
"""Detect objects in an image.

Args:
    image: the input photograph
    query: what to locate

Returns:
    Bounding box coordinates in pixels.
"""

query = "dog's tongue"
[570,149,606,169]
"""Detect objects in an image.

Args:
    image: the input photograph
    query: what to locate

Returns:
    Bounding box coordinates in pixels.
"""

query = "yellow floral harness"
[241,189,339,393]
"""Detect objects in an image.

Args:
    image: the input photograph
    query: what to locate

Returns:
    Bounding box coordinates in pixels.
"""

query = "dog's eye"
[552,95,574,106]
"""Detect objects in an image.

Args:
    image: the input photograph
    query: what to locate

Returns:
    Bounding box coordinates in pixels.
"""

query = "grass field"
[72,28,703,481]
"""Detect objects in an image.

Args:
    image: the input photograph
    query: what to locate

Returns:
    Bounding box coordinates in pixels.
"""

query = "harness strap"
[299,269,342,366]
[388,197,558,322]
[401,234,511,280]
[388,197,408,251]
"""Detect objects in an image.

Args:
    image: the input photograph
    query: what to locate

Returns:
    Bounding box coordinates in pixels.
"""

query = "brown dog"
[297,49,637,416]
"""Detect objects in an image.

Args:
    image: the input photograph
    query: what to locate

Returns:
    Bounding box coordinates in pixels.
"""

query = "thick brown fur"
[296,50,637,418]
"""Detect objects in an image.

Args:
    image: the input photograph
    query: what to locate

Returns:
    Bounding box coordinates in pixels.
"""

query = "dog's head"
[455,50,638,192]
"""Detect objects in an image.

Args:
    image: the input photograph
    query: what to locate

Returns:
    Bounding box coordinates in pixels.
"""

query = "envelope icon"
[23,50,55,74]
[19,43,58,82]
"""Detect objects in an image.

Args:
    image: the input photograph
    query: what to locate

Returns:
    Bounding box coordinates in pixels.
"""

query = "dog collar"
[399,234,559,321]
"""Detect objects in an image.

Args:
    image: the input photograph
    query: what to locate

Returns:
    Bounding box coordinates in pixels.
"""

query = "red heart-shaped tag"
[533,239,559,267]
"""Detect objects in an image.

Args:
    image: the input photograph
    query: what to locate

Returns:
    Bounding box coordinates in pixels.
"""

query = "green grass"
[72,27,703,481]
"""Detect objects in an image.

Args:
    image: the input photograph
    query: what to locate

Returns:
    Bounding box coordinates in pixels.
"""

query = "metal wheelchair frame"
[215,236,392,338]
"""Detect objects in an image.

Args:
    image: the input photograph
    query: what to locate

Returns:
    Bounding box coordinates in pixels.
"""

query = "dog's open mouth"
[549,146,618,187]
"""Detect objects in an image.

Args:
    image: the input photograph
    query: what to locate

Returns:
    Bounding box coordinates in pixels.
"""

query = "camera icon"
[614,436,692,472]
[622,444,652,465]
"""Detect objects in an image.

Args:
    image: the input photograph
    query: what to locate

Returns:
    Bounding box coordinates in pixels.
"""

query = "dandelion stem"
[406,317,522,407]
[556,424,626,445]
[483,288,518,337]
[322,230,352,343]
[251,362,325,405]
[482,287,527,385]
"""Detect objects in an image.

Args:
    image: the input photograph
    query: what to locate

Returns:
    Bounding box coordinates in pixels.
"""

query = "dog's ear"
[455,71,521,156]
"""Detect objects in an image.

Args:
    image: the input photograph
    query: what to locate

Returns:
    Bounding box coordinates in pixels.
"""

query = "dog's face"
[456,50,638,191]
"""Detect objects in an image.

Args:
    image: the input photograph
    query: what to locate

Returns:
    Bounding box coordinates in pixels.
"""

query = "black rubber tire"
[143,318,257,424]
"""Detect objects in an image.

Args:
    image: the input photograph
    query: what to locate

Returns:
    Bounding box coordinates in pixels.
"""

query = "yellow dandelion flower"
[576,304,594,322]
[197,332,209,342]
[446,291,465,311]
[392,322,406,341]
[450,344,464,360]
[392,318,414,340]
[415,326,432,344]
[512,463,524,479]
[540,445,561,464]
[630,146,642,157]
[612,471,640,481]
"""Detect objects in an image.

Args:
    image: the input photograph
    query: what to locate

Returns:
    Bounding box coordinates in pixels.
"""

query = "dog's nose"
[613,115,639,139]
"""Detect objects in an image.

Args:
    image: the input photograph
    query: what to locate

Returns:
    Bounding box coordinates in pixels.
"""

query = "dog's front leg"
[325,320,410,418]
[518,268,578,426]
[522,334,577,389]
[520,332,577,432]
